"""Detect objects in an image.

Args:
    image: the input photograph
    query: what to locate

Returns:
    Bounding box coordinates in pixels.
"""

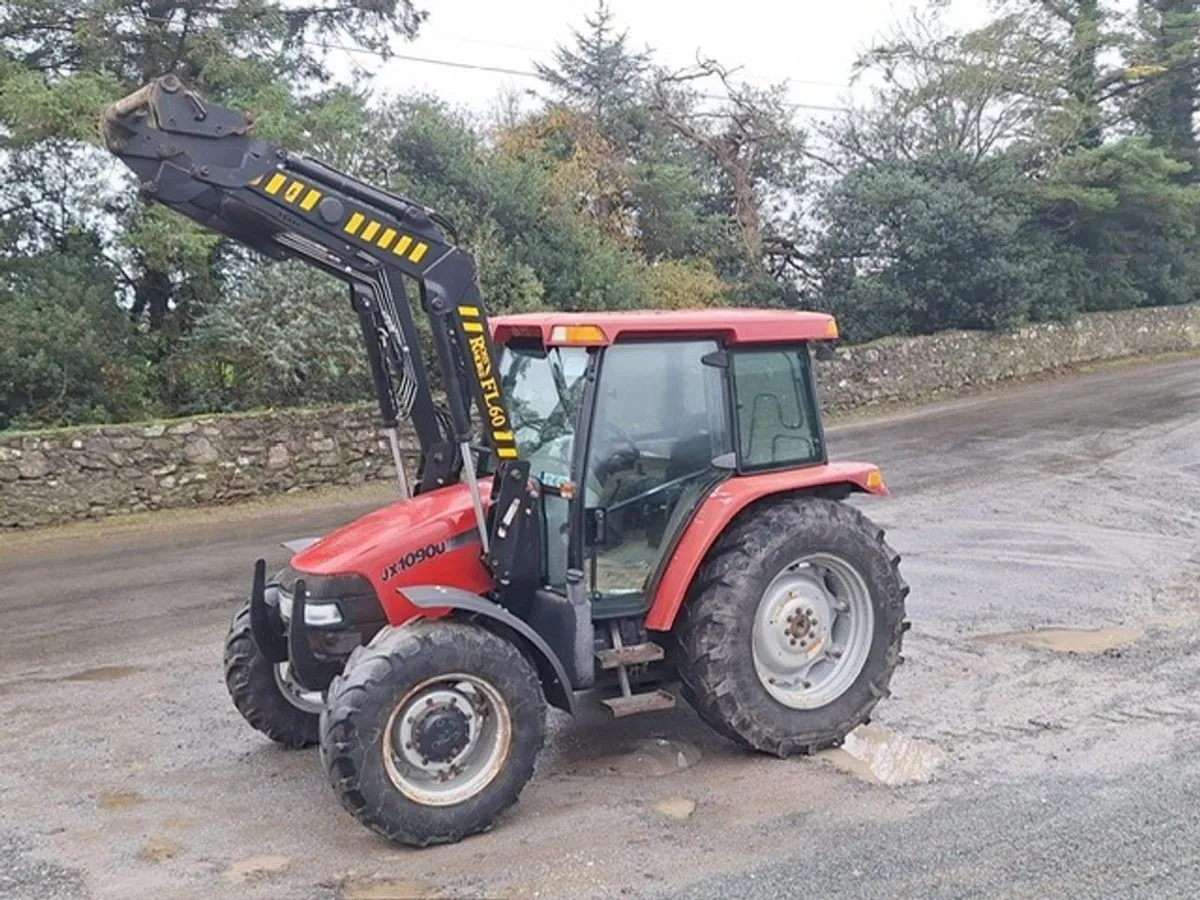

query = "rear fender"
[643,462,888,632]
[403,586,576,715]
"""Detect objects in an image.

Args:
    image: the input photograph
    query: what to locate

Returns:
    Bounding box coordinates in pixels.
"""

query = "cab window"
[731,346,823,469]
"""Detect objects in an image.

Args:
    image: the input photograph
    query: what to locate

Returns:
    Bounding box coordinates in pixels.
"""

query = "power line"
[132,16,851,111]
[315,41,849,112]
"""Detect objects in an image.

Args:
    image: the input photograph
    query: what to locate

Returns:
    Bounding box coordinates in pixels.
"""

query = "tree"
[0,233,154,428]
[0,0,427,335]
[534,1,651,149]
[649,58,809,300]
[1129,0,1200,176]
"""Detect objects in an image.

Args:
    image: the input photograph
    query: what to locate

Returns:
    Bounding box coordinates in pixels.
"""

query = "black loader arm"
[101,75,534,574]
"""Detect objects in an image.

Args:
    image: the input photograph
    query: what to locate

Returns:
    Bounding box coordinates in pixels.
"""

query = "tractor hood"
[289,480,494,619]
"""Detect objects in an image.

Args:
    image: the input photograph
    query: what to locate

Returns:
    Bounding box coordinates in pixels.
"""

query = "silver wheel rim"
[752,552,875,710]
[274,662,324,714]
[383,674,512,807]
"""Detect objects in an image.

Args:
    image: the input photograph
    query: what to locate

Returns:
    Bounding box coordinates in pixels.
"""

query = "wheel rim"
[274,662,324,714]
[382,673,512,807]
[751,552,875,710]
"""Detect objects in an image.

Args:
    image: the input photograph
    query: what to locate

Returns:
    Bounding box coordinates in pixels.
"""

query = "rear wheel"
[675,497,908,757]
[319,620,546,847]
[223,601,321,748]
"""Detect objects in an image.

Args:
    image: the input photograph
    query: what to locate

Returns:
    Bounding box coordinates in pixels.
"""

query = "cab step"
[599,624,673,717]
[595,642,664,669]
[602,689,676,718]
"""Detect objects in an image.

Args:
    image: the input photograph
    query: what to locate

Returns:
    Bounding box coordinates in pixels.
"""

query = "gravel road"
[1,357,1198,900]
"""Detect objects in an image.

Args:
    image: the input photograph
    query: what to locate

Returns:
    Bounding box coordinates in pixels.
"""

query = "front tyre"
[676,497,908,757]
[320,620,546,847]
[223,601,322,748]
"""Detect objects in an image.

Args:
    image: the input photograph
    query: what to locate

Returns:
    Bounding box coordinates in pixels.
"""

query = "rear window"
[730,347,823,469]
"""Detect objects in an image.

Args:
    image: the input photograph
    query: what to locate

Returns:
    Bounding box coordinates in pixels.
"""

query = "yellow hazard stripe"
[300,188,322,211]
[264,173,287,195]
[377,227,396,249]
[284,181,305,203]
[458,305,480,318]
[344,212,365,235]
[463,321,484,333]
[493,431,514,443]
[409,242,429,263]
[393,235,413,256]
[497,447,519,459]
[361,220,381,241]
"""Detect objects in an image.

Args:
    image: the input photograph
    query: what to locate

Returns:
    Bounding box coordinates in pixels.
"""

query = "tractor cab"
[490,309,840,619]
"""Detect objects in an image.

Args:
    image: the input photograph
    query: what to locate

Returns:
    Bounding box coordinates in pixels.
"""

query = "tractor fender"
[402,585,576,715]
[643,462,888,632]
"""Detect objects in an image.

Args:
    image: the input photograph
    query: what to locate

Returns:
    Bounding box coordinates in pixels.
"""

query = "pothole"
[563,738,701,777]
[819,725,946,786]
[96,790,145,810]
[223,856,291,885]
[976,626,1143,654]
[340,878,444,900]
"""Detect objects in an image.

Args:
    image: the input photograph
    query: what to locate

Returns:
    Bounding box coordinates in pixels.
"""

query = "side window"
[731,347,822,469]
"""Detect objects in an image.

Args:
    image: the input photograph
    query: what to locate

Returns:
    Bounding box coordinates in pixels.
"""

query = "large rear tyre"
[676,497,908,757]
[319,620,547,847]
[223,601,321,748]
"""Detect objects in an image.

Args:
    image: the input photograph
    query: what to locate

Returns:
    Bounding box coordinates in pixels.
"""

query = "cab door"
[581,339,732,615]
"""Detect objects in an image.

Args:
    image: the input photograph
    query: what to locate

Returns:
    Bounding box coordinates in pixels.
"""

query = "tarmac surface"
[1,356,1198,899]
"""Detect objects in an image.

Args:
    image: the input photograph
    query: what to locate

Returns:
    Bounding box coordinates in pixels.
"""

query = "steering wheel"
[598,420,640,461]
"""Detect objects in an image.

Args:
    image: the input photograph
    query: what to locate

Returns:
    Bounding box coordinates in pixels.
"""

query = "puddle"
[651,796,696,820]
[341,878,444,899]
[977,626,1143,654]
[97,790,145,810]
[819,725,946,786]
[138,838,183,863]
[223,856,291,884]
[63,665,142,682]
[563,738,701,777]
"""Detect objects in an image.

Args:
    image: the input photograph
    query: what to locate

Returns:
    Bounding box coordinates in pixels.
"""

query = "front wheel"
[319,620,547,847]
[675,497,909,757]
[224,601,322,748]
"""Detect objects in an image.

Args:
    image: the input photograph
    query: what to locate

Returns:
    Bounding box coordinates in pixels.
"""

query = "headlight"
[277,589,345,627]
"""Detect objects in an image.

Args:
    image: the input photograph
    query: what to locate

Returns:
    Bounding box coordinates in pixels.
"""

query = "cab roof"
[489,308,839,347]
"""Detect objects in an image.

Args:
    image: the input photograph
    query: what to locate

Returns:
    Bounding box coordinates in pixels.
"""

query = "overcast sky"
[336,0,995,120]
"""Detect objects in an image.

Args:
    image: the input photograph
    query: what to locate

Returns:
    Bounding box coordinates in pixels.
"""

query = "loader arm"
[101,75,530,573]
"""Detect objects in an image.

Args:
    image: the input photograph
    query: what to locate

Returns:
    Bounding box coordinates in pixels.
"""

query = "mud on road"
[1,357,1199,899]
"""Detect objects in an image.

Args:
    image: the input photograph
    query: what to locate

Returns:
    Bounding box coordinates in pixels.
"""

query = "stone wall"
[2,305,1198,529]
[0,406,415,529]
[816,304,1200,411]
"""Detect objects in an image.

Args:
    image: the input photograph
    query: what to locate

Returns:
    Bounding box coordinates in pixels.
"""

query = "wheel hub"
[412,704,472,764]
[383,675,512,807]
[751,554,875,710]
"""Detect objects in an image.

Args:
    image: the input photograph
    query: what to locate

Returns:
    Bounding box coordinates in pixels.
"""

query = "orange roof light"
[866,468,885,492]
[824,318,840,339]
[549,324,608,346]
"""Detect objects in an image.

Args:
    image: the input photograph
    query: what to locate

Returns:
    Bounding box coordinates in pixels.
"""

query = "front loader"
[102,76,910,847]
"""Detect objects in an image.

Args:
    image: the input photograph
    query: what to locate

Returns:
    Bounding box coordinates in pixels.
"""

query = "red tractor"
[104,77,909,848]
